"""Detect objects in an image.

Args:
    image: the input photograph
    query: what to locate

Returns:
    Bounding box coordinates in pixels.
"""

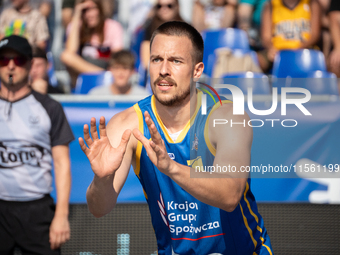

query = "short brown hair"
[32,46,47,61]
[109,50,135,69]
[150,21,204,64]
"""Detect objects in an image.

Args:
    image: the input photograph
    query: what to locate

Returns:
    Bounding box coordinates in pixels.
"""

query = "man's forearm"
[168,162,247,212]
[86,174,118,218]
[53,146,71,217]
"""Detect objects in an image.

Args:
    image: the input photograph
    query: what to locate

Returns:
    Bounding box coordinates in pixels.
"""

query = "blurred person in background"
[1,0,52,16]
[0,35,73,255]
[237,0,267,50]
[61,0,115,29]
[192,0,238,33]
[61,0,123,89]
[259,0,321,72]
[140,0,184,69]
[127,0,155,37]
[89,50,150,96]
[0,0,50,49]
[318,0,332,59]
[30,0,52,18]
[61,48,149,95]
[328,0,340,80]
[30,47,64,94]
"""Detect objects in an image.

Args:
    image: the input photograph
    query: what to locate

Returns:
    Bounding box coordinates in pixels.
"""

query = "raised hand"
[79,116,131,178]
[74,0,96,17]
[133,111,174,175]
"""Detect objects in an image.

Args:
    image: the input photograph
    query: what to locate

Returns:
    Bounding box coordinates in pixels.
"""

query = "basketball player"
[0,35,73,254]
[80,21,273,254]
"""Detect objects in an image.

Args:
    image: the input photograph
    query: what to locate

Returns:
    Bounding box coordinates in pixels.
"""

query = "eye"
[173,59,181,64]
[152,58,161,63]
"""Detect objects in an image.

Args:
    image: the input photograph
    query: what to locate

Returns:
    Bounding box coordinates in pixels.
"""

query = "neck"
[110,83,132,95]
[282,0,300,8]
[154,90,198,133]
[0,83,31,101]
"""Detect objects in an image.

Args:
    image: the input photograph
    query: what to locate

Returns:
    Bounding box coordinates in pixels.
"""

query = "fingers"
[149,139,163,158]
[117,129,132,154]
[49,230,59,250]
[83,123,93,147]
[98,116,107,139]
[132,128,150,146]
[78,137,89,155]
[50,231,70,250]
[144,111,163,145]
[90,117,99,140]
[81,117,105,148]
[132,129,164,157]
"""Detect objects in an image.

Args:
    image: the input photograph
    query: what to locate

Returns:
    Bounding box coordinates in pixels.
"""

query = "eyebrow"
[150,55,186,61]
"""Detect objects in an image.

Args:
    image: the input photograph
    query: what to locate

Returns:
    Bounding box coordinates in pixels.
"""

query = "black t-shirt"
[330,0,340,12]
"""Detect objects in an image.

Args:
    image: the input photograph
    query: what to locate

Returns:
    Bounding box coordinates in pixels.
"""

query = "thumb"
[117,129,132,153]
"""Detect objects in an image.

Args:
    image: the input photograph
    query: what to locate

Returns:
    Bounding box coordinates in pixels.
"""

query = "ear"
[193,62,204,79]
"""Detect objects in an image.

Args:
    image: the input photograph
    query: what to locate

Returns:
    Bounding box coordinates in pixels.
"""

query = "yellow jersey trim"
[262,243,273,255]
[244,182,260,224]
[143,188,148,200]
[260,236,273,255]
[133,104,144,178]
[239,202,257,249]
[150,92,202,143]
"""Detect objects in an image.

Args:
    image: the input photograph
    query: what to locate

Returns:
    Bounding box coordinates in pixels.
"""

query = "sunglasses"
[156,3,174,9]
[0,56,28,67]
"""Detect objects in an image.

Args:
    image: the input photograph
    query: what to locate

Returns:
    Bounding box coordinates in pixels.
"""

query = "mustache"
[154,76,177,86]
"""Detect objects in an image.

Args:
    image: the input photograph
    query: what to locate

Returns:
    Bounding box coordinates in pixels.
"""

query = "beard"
[152,76,193,107]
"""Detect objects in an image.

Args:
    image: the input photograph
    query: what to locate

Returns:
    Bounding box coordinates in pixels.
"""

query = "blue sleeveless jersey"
[133,93,273,255]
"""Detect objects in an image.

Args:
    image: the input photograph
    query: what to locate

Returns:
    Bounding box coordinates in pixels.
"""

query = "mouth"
[157,81,173,91]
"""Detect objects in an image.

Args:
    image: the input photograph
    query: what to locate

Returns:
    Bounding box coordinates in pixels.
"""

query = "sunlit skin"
[149,34,199,108]
[29,57,49,94]
[212,0,227,6]
[11,0,29,10]
[157,0,179,21]
[30,57,48,81]
[108,65,135,94]
[0,49,31,98]
[82,0,100,28]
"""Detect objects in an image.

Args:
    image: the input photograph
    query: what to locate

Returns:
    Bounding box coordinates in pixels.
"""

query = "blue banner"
[50,98,340,204]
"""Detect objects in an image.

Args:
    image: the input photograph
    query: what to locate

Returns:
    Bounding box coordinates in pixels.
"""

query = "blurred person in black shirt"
[328,0,340,79]
[30,47,63,94]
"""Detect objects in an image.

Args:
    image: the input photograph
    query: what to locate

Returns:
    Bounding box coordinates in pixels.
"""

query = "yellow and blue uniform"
[271,0,312,50]
[133,92,273,254]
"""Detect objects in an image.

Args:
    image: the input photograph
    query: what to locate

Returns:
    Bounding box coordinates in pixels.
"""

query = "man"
[30,46,63,94]
[0,35,73,254]
[0,0,49,49]
[80,21,273,254]
[89,50,149,96]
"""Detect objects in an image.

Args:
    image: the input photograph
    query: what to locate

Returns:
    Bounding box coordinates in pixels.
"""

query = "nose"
[159,60,170,77]
[7,59,16,69]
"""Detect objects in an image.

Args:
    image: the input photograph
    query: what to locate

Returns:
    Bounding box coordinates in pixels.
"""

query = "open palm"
[79,116,131,178]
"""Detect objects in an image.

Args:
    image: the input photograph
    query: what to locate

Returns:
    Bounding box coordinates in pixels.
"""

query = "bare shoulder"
[106,106,140,148]
[211,102,250,121]
[209,102,253,146]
